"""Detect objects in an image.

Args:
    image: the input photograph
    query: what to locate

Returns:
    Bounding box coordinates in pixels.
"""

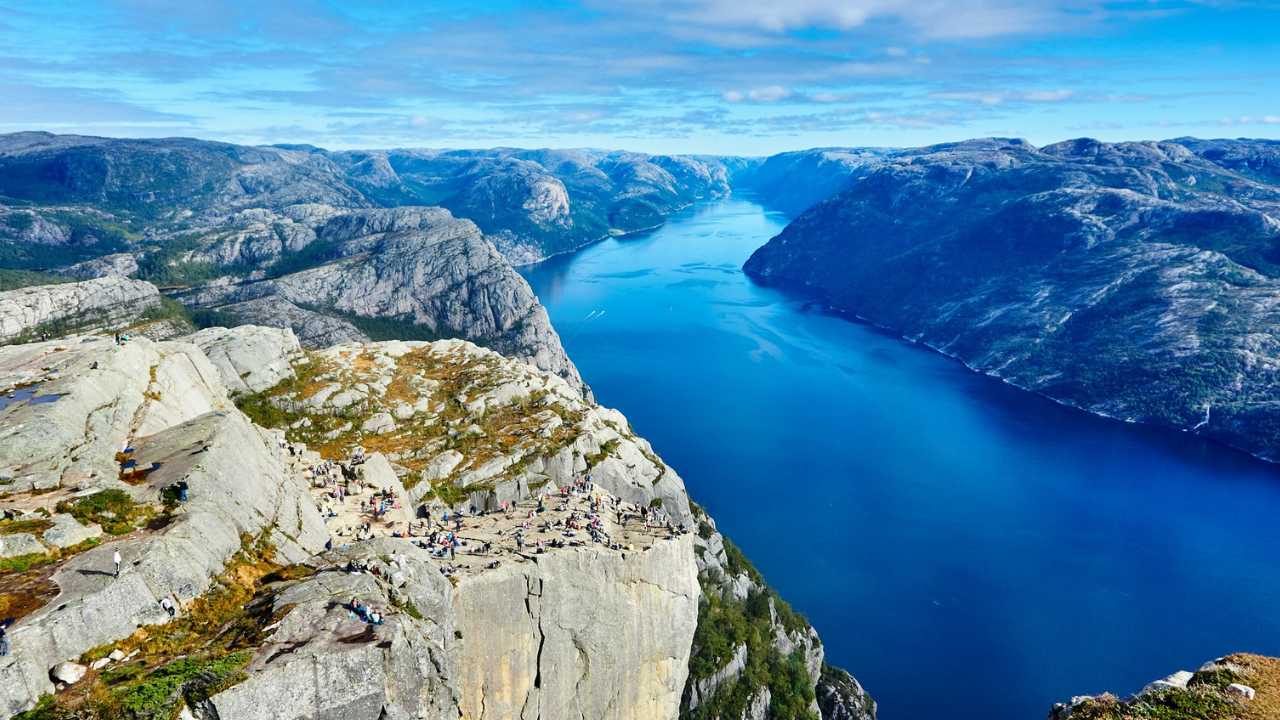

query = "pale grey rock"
[816,665,877,720]
[0,209,70,246]
[206,296,369,349]
[0,336,230,491]
[1226,683,1256,700]
[203,540,459,720]
[0,277,160,343]
[0,409,328,717]
[0,531,43,558]
[49,662,86,685]
[59,253,140,280]
[175,208,583,390]
[362,412,396,434]
[1140,670,1193,696]
[685,643,748,710]
[450,534,699,720]
[41,514,101,549]
[186,324,301,394]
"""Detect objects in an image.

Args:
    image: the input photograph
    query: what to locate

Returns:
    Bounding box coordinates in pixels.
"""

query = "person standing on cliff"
[113,549,122,578]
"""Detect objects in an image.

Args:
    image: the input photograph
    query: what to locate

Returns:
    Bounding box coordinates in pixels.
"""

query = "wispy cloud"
[0,0,1274,152]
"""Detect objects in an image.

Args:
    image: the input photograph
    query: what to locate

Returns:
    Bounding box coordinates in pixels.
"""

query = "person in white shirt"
[113,549,122,578]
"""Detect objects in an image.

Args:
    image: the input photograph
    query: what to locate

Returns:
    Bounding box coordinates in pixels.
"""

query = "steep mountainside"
[172,207,583,387]
[744,138,1280,461]
[0,326,873,720]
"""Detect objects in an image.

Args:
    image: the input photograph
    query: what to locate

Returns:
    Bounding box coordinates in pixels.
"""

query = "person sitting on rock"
[160,596,176,619]
[0,621,10,657]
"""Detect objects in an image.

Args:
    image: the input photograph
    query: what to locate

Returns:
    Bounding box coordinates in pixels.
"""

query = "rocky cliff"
[0,277,162,344]
[745,137,1280,462]
[0,327,870,720]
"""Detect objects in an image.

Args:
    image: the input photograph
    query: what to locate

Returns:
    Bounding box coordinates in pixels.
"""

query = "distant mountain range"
[742,137,1280,461]
[0,132,734,388]
[4,130,1280,461]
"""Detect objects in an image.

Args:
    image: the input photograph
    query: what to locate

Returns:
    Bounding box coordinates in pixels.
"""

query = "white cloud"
[633,0,1093,40]
[723,85,792,103]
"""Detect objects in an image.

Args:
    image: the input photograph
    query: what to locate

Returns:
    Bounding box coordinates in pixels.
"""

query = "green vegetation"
[1061,689,1239,720]
[266,239,345,278]
[0,552,52,574]
[0,268,71,291]
[685,585,818,720]
[0,517,53,536]
[56,489,161,536]
[134,234,243,287]
[682,527,821,720]
[16,536,296,720]
[0,309,111,346]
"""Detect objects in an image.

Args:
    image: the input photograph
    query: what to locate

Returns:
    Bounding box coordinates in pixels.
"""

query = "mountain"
[0,132,736,390]
[0,132,730,269]
[744,137,1280,462]
[332,147,733,264]
[0,326,874,720]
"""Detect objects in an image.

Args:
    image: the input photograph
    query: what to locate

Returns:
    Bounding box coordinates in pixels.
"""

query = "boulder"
[0,532,44,559]
[186,325,301,395]
[1140,670,1193,696]
[41,513,102,549]
[1226,683,1256,700]
[49,662,86,685]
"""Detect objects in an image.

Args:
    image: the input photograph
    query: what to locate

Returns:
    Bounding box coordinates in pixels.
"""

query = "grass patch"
[0,517,53,536]
[56,489,161,536]
[0,552,53,574]
[17,535,298,720]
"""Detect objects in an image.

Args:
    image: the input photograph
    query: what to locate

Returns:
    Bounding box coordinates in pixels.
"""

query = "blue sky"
[0,0,1277,154]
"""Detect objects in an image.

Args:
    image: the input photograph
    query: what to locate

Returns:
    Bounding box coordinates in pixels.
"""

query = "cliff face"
[745,138,1280,462]
[0,326,867,720]
[0,277,161,344]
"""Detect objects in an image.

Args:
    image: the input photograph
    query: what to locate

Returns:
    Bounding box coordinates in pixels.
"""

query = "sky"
[0,0,1277,155]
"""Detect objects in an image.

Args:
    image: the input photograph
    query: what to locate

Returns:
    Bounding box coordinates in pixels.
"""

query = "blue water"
[521,197,1280,720]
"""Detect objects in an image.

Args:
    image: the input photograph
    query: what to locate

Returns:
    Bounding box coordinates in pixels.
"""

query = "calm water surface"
[520,197,1280,720]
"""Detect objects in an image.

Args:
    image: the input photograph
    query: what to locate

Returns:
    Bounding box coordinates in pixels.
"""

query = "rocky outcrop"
[1049,653,1277,720]
[817,665,877,720]
[0,276,160,343]
[0,332,328,716]
[237,339,688,524]
[680,509,868,720]
[59,253,140,280]
[0,329,869,720]
[186,324,302,395]
[177,208,584,390]
[745,137,1280,462]
[203,295,369,349]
